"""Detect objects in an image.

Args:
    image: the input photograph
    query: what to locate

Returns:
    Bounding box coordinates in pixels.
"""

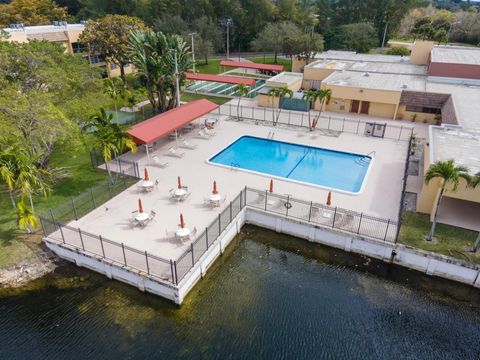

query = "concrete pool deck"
[52,112,409,265]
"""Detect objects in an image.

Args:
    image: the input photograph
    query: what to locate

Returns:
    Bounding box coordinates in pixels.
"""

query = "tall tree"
[424,160,470,241]
[0,0,70,27]
[268,86,293,125]
[103,77,125,122]
[286,32,324,65]
[235,83,250,121]
[79,14,148,80]
[330,23,378,53]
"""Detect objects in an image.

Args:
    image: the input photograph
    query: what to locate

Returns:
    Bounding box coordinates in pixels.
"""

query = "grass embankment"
[399,211,479,264]
[0,148,111,268]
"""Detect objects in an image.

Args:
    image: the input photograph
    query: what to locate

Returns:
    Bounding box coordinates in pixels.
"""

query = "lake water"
[1,226,479,359]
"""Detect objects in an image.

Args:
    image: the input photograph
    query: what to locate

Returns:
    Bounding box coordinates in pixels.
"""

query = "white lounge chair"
[179,139,197,150]
[204,127,216,136]
[196,130,212,139]
[167,147,185,158]
[151,155,169,168]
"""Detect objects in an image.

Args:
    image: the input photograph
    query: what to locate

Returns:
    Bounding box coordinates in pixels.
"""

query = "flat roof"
[315,50,410,64]
[322,71,426,92]
[126,100,219,144]
[185,72,256,86]
[3,23,84,34]
[306,59,426,75]
[430,126,480,175]
[220,60,284,72]
[266,72,303,85]
[431,46,480,66]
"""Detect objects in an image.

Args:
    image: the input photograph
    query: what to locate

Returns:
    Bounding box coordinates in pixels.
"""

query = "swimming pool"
[208,136,372,193]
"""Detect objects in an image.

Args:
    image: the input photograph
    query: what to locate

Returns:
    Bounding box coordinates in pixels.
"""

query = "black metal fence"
[217,103,414,142]
[40,172,140,226]
[395,134,414,242]
[90,150,140,178]
[245,187,398,243]
[174,189,245,283]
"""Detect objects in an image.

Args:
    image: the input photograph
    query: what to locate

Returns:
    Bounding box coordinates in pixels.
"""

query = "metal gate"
[364,122,387,138]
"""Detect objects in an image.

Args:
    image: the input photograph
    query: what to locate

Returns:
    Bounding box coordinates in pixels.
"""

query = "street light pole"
[220,17,233,60]
[173,49,180,107]
[189,32,196,72]
[381,20,389,49]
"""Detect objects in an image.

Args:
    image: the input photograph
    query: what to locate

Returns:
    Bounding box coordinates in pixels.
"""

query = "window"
[87,54,105,64]
[405,105,441,114]
[71,42,84,54]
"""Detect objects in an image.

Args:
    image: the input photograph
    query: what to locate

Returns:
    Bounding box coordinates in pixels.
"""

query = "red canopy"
[185,72,256,86]
[220,60,284,72]
[126,100,219,145]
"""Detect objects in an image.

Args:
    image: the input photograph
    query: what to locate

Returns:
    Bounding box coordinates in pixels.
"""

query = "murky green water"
[1,226,479,359]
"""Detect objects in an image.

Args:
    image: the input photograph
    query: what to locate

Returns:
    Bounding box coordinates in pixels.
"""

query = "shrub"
[386,46,410,56]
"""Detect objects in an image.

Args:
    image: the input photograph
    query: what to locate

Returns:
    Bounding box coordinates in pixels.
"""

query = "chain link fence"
[217,103,414,142]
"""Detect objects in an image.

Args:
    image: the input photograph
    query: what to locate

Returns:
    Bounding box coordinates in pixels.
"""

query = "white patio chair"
[151,155,169,168]
[167,147,185,158]
[204,127,216,136]
[179,139,197,150]
[195,130,212,139]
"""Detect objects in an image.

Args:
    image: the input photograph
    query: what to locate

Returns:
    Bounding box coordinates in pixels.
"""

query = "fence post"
[190,243,195,266]
[99,235,105,258]
[59,225,66,244]
[301,112,304,127]
[230,201,233,222]
[356,120,360,134]
[145,251,150,275]
[308,201,313,222]
[218,214,221,234]
[398,125,403,141]
[39,217,46,237]
[205,228,209,249]
[118,158,122,174]
[357,213,363,234]
[169,259,175,283]
[78,228,85,251]
[244,186,247,207]
[384,219,391,241]
[71,198,78,220]
[107,181,113,198]
[90,188,96,208]
[174,260,179,285]
[285,195,290,217]
[332,207,337,228]
[264,190,268,211]
[342,118,345,132]
[328,117,331,130]
[49,209,56,230]
[121,243,127,265]
[288,111,291,125]
[122,172,127,188]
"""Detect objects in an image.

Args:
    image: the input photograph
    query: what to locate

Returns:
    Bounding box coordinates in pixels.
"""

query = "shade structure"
[326,192,332,206]
[269,179,273,193]
[213,180,218,194]
[185,72,256,86]
[138,198,143,213]
[177,176,182,189]
[144,168,149,181]
[220,60,284,73]
[179,213,185,228]
[126,99,219,145]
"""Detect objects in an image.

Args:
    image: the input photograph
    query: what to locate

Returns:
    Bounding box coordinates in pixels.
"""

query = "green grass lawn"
[399,211,479,264]
[247,57,292,72]
[195,59,222,74]
[0,147,112,268]
[181,92,231,105]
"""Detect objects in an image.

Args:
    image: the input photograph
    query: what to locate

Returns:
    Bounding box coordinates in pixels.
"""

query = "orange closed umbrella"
[326,191,332,206]
[179,213,185,228]
[138,198,144,213]
[144,168,149,181]
[213,180,218,194]
[177,176,182,189]
[269,179,273,193]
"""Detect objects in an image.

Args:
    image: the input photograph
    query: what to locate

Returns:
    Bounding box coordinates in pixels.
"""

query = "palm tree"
[84,108,137,178]
[104,77,125,122]
[235,83,250,120]
[303,88,332,130]
[469,172,480,252]
[17,199,39,234]
[268,86,293,125]
[0,150,15,208]
[302,90,320,131]
[424,160,470,241]
[314,88,332,127]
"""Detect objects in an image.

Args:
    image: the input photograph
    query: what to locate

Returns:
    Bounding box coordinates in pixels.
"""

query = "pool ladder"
[267,131,275,140]
[355,151,375,166]
[230,162,241,171]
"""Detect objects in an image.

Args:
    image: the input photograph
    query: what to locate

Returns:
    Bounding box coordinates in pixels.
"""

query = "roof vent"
[364,72,370,77]
[401,84,408,89]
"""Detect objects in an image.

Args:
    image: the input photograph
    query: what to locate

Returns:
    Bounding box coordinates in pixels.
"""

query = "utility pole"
[220,17,233,59]
[189,32,196,72]
[173,49,180,107]
[381,20,389,48]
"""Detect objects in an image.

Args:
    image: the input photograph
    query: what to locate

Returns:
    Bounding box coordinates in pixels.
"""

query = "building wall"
[396,105,438,123]
[257,93,280,108]
[265,78,302,92]
[303,67,335,82]
[410,41,434,65]
[428,62,480,80]
[292,58,307,73]
[441,96,458,125]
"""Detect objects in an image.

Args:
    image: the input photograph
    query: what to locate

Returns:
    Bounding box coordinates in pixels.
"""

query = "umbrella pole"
[145,144,150,163]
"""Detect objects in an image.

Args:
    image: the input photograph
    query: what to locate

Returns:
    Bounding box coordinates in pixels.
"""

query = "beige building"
[2,22,133,77]
[261,42,480,230]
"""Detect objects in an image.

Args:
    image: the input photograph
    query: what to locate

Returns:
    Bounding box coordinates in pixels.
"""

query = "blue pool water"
[209,136,372,193]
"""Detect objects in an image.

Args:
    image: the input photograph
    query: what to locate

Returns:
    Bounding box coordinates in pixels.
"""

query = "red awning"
[126,99,219,144]
[185,72,256,86]
[220,60,284,72]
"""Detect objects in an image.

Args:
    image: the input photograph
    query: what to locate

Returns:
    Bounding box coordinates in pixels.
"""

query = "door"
[350,100,360,113]
[360,101,370,114]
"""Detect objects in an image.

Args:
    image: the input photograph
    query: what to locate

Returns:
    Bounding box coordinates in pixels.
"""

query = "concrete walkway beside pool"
[52,111,409,267]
